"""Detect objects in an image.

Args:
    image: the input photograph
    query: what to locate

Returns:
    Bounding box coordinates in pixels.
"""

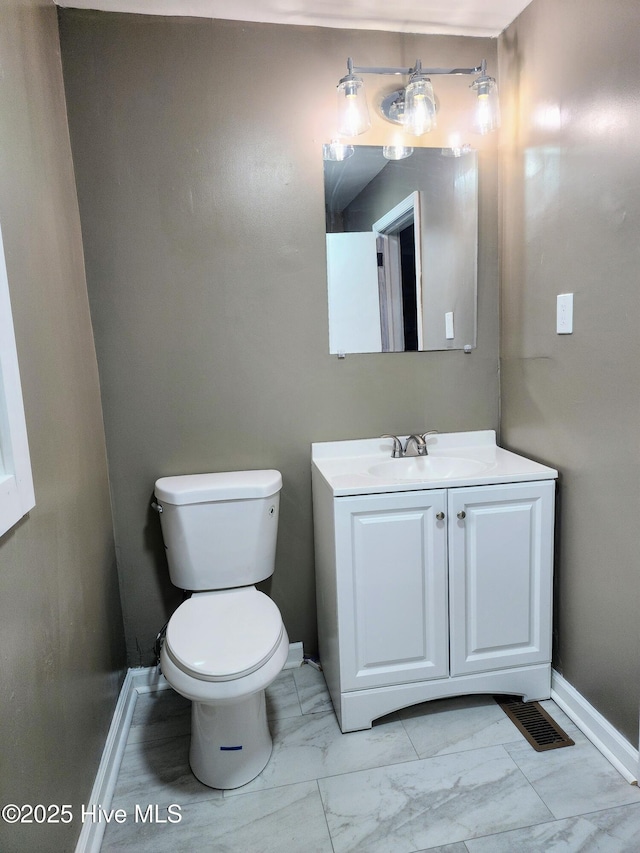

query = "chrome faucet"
[404,434,428,456]
[381,431,438,458]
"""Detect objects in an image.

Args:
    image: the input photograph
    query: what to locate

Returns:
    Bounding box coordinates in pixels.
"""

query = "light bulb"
[403,76,436,136]
[336,76,371,137]
[472,76,500,134]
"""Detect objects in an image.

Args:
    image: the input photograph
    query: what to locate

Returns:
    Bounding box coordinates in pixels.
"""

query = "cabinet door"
[335,490,448,691]
[448,481,555,676]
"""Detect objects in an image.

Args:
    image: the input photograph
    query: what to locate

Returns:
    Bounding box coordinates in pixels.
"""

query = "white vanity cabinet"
[334,489,450,693]
[447,483,554,679]
[312,432,558,733]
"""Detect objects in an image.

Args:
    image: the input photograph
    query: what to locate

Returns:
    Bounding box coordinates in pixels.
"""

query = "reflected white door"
[326,232,381,354]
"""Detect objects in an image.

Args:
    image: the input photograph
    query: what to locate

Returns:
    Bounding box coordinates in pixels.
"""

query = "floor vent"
[495,696,575,752]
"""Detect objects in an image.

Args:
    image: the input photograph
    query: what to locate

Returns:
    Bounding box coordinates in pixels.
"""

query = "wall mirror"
[324,146,478,354]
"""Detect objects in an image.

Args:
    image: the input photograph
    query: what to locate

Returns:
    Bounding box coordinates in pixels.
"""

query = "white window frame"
[0,222,35,536]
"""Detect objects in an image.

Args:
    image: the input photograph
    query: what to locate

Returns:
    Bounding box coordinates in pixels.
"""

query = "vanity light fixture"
[335,57,500,138]
[442,133,472,158]
[470,69,500,134]
[382,145,414,161]
[336,59,371,137]
[322,140,355,161]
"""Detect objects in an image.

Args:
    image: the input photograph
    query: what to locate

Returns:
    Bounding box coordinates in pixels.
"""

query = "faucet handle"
[419,430,438,455]
[381,434,403,458]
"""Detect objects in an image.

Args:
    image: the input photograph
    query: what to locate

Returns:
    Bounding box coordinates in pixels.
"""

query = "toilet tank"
[154,470,282,591]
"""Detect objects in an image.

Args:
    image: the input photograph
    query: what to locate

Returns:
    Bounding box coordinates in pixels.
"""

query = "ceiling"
[53,0,532,38]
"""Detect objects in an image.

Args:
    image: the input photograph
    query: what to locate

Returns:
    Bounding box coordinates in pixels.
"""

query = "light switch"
[445,311,455,340]
[556,293,573,334]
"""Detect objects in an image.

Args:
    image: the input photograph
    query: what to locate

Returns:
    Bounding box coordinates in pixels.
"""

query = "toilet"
[153,469,289,790]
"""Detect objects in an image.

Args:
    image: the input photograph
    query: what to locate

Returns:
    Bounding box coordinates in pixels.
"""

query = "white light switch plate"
[445,311,454,339]
[557,293,573,334]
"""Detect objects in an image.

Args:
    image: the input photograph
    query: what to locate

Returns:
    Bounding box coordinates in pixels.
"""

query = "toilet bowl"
[160,589,289,788]
[153,470,287,789]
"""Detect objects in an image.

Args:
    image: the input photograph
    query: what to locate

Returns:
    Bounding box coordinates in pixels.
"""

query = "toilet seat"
[165,588,284,683]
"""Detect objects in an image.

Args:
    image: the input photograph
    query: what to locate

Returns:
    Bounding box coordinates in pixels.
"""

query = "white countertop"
[312,430,558,497]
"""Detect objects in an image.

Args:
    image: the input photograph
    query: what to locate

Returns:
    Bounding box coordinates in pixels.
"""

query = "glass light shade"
[403,76,436,136]
[472,76,500,134]
[382,145,414,160]
[442,132,472,157]
[336,76,371,137]
[323,140,355,161]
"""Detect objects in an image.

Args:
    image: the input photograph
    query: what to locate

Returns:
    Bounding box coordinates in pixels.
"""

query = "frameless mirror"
[324,146,478,353]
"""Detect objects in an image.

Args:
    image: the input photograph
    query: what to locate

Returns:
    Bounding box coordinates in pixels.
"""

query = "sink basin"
[312,431,559,496]
[368,456,489,482]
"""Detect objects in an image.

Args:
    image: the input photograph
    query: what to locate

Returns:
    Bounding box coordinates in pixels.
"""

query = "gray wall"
[58,11,500,665]
[499,0,640,743]
[0,2,126,851]
[2,3,637,845]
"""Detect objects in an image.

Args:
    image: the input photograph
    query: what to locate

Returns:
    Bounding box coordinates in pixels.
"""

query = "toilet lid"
[165,588,284,682]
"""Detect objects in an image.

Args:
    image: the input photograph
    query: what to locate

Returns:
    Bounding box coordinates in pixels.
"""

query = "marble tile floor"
[101,665,640,852]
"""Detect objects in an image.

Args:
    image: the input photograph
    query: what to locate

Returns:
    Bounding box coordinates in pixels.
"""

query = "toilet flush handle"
[151,501,163,513]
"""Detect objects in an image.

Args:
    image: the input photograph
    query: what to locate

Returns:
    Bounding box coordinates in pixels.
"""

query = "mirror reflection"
[324,146,478,354]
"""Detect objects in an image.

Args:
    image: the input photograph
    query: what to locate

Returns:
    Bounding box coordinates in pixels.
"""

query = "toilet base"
[189,690,272,789]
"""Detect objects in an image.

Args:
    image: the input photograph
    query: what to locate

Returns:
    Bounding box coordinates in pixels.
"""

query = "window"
[0,222,35,536]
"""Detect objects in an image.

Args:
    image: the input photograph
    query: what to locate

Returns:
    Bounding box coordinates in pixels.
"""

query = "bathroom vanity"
[311,431,558,732]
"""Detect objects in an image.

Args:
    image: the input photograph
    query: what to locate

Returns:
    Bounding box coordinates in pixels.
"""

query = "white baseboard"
[75,642,304,853]
[128,664,171,693]
[551,670,638,784]
[74,668,139,853]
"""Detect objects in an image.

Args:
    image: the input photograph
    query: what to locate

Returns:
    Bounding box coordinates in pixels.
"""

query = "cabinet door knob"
[435,511,445,521]
[457,510,466,520]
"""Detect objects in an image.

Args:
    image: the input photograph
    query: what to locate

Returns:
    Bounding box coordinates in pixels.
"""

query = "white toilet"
[153,469,289,790]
